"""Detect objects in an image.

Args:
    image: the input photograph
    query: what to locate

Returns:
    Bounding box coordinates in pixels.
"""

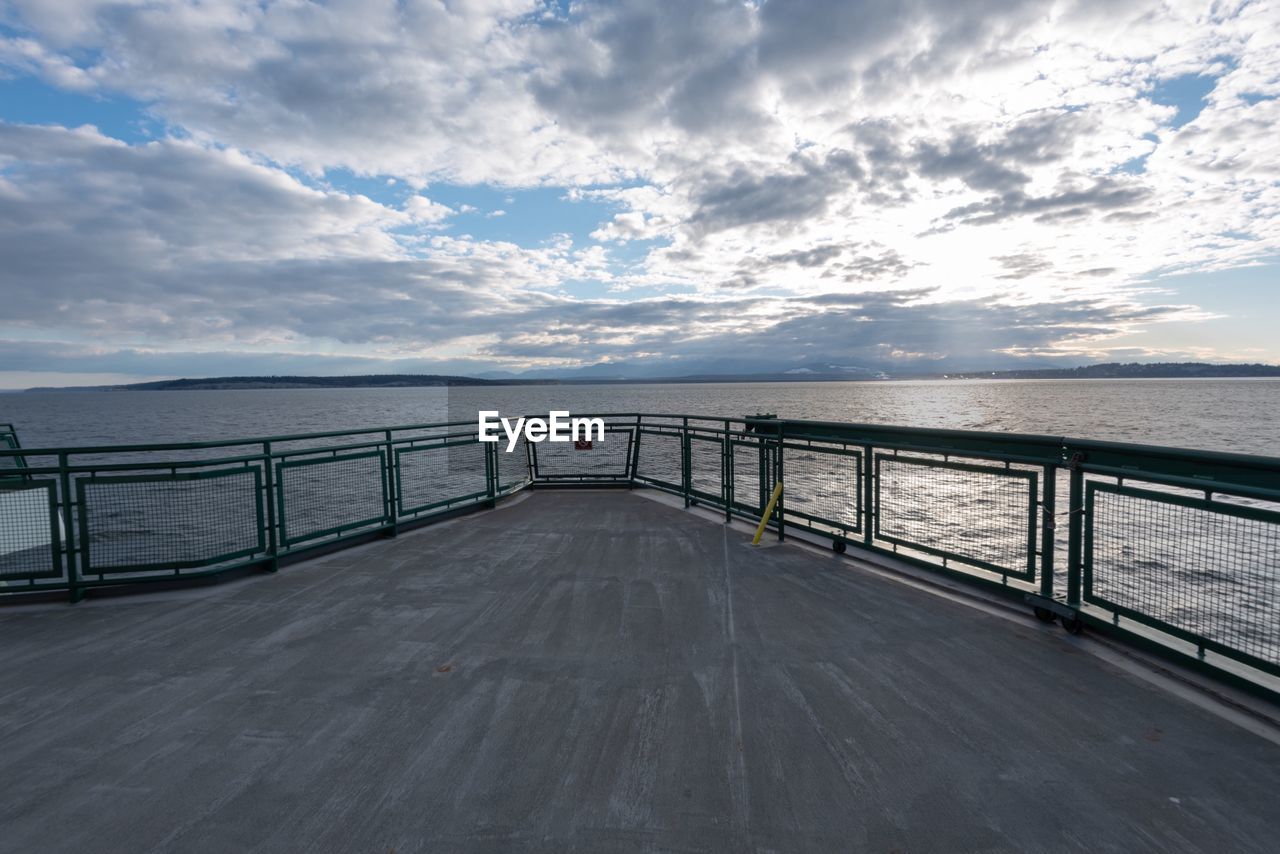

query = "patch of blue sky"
[519,0,574,25]
[428,184,625,247]
[0,75,159,142]
[1120,73,1226,173]
[1115,153,1150,175]
[1149,73,1214,128]
[316,169,640,249]
[1129,259,1280,357]
[310,169,411,207]
[1114,132,1160,175]
[547,237,681,300]
[0,324,71,342]
[606,236,670,266]
[594,237,680,298]
[1148,59,1236,129]
[1240,92,1277,105]
[1139,257,1279,312]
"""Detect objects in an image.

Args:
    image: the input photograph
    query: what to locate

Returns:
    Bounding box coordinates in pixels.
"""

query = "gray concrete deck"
[2,491,1279,853]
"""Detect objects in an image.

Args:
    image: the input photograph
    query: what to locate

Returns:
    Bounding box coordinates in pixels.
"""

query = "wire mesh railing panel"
[689,435,723,501]
[277,452,386,547]
[531,429,632,479]
[635,429,682,490]
[876,454,1037,579]
[784,445,861,534]
[496,437,530,493]
[396,442,488,516]
[1085,482,1280,672]
[731,440,765,513]
[78,468,264,574]
[0,480,61,580]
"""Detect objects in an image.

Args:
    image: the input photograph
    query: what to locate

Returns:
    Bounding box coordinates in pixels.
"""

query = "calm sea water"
[2,378,1278,455]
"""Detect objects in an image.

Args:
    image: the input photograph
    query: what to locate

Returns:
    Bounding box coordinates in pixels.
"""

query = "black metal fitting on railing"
[1039,464,1057,599]
[262,441,280,572]
[1065,465,1085,607]
[383,429,399,535]
[742,413,778,434]
[58,451,81,603]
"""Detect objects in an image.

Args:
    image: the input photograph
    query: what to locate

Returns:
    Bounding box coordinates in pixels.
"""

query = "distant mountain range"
[18,374,523,392]
[17,361,1280,392]
[939,362,1280,380]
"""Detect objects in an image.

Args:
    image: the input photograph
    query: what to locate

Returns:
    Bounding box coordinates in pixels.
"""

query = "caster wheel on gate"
[832,540,847,555]
[1060,615,1084,635]
[1033,606,1056,623]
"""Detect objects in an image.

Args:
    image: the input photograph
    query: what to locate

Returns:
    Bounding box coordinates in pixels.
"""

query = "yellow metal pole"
[752,482,783,545]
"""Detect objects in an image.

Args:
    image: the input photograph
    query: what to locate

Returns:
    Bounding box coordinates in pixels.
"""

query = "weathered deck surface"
[2,491,1279,853]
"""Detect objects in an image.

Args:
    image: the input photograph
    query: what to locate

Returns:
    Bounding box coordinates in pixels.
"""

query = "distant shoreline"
[12,362,1280,392]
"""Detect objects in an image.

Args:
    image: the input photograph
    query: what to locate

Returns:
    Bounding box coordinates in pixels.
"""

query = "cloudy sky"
[1,0,1278,388]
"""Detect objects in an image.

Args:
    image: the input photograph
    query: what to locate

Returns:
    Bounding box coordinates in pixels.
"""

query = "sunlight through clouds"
[0,0,1277,382]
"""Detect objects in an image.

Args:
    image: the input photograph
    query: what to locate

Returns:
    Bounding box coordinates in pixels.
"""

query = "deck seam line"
[722,524,751,841]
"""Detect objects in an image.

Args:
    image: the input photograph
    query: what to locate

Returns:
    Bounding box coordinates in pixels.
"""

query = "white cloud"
[0,123,611,353]
[590,211,668,242]
[0,34,97,90]
[403,195,455,224]
[0,0,1278,375]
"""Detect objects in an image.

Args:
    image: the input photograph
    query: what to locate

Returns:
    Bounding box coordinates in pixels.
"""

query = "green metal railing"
[0,423,22,470]
[2,414,1278,701]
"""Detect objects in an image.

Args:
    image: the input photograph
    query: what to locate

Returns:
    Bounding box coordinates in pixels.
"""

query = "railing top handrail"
[768,418,1065,446]
[0,419,488,456]
[1058,435,1280,474]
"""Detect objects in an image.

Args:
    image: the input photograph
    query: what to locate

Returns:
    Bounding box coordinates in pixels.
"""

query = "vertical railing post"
[682,417,691,507]
[723,420,732,522]
[484,441,498,507]
[59,451,82,603]
[384,429,399,534]
[1039,464,1057,598]
[261,441,279,571]
[862,444,874,548]
[629,415,642,485]
[774,421,785,541]
[1066,456,1084,607]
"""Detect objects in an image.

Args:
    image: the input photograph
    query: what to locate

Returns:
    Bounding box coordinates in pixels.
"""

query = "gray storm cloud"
[0,0,1276,382]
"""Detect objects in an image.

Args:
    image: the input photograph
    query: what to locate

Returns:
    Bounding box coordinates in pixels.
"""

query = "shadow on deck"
[2,490,1278,852]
